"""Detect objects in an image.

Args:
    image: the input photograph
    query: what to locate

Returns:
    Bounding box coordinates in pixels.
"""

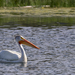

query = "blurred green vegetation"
[0,0,75,7]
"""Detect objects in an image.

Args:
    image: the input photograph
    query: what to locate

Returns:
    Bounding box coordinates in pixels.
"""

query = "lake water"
[0,16,75,75]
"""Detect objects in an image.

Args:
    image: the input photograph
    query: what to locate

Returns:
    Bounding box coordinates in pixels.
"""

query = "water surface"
[0,16,75,75]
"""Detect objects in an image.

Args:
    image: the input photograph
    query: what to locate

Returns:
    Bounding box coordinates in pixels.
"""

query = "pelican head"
[15,35,39,49]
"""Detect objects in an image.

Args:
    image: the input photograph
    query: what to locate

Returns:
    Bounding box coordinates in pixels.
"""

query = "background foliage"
[0,0,75,7]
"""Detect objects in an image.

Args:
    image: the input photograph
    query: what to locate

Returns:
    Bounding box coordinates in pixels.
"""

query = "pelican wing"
[0,50,21,61]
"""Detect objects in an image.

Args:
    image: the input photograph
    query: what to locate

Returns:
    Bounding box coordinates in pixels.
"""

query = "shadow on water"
[0,62,27,67]
[0,16,75,28]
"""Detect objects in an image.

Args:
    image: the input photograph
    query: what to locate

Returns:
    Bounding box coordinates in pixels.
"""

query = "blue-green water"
[0,16,75,75]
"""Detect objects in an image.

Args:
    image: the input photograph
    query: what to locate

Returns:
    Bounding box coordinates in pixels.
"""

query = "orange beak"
[19,38,39,49]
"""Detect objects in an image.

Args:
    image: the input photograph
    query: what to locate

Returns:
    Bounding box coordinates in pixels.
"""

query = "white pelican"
[0,35,39,63]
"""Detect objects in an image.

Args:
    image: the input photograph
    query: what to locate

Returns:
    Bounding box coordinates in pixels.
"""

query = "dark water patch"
[0,16,75,29]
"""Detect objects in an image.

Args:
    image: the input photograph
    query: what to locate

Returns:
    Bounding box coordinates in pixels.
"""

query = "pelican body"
[0,35,39,63]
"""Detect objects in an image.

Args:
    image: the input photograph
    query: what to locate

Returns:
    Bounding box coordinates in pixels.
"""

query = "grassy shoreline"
[0,7,75,17]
